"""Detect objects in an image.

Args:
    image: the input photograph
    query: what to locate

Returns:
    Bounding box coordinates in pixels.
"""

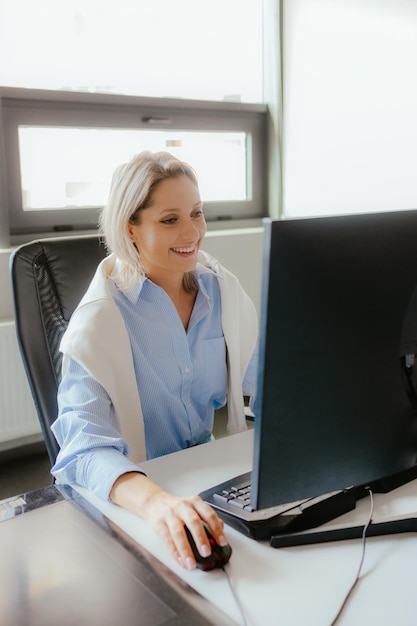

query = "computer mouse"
[184,525,232,571]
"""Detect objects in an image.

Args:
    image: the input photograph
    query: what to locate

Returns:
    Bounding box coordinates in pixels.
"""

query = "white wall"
[0,247,13,320]
[283,0,417,217]
[204,228,263,315]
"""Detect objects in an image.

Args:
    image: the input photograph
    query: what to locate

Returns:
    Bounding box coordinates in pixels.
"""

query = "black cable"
[221,488,375,626]
[222,565,250,626]
[329,488,374,626]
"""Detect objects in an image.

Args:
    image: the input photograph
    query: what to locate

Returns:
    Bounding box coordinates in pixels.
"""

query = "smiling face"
[128,174,206,288]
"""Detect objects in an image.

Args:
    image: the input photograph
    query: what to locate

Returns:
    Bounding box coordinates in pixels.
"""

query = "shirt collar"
[110,259,220,305]
[110,259,145,304]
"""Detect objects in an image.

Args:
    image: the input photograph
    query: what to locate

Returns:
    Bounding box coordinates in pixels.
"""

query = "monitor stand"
[270,465,417,548]
[270,515,417,548]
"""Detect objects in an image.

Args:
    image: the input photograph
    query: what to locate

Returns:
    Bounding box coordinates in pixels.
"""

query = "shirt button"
[184,367,190,374]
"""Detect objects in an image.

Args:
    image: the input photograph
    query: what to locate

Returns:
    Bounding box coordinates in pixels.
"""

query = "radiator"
[0,321,41,447]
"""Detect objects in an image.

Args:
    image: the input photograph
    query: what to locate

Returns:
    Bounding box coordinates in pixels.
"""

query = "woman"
[51,151,258,570]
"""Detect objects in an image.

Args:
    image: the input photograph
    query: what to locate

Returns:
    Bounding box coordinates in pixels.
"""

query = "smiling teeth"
[172,246,195,253]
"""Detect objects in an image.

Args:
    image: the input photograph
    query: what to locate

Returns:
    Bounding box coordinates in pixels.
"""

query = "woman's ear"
[128,222,136,241]
[128,222,139,251]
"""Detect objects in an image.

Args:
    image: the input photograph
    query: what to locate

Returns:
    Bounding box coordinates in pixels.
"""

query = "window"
[0,2,268,245]
[282,0,417,218]
[1,88,267,242]
[0,0,263,104]
[18,127,248,209]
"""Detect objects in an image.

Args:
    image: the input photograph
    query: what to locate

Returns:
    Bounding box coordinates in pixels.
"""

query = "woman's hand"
[110,471,228,569]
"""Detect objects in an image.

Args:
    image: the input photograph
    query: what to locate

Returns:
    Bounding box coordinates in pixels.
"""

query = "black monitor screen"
[252,211,417,510]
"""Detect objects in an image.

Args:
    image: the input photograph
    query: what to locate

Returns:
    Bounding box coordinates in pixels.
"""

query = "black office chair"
[10,235,107,465]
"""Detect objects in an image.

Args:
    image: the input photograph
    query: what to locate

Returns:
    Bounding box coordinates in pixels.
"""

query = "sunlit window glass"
[0,0,263,103]
[18,127,248,210]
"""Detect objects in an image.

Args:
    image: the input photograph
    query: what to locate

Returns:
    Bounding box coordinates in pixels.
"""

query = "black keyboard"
[210,474,306,514]
[199,472,358,540]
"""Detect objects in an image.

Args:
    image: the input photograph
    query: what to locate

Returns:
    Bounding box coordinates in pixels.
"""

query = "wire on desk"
[329,488,374,626]
[222,565,250,626]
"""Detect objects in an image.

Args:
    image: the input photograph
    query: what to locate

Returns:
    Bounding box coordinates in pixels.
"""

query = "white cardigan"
[60,250,258,463]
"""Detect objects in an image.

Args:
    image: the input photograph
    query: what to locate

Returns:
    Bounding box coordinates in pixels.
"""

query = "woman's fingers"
[110,474,229,569]
[147,494,228,569]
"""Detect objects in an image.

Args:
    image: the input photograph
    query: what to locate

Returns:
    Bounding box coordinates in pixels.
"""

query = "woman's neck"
[148,272,197,330]
[148,270,184,297]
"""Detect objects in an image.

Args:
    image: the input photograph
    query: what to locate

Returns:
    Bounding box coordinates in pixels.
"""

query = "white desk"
[75,431,417,626]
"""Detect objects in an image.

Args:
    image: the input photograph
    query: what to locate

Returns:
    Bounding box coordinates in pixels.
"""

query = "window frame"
[0,87,268,245]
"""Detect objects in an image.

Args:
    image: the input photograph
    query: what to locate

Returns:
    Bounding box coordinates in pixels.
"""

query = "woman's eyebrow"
[158,207,179,213]
[158,202,202,215]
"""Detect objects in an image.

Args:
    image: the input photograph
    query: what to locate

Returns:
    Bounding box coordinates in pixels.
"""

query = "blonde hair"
[100,151,199,290]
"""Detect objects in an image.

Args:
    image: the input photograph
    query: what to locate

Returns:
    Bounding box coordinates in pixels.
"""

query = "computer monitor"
[252,210,417,511]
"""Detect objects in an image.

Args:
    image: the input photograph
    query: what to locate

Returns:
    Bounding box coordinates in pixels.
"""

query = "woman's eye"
[192,210,204,218]
[161,218,177,224]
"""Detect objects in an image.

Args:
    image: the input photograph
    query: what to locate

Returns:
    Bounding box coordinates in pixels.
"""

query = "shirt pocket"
[201,336,227,406]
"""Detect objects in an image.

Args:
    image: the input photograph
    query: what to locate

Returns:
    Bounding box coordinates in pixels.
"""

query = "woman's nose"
[182,218,201,240]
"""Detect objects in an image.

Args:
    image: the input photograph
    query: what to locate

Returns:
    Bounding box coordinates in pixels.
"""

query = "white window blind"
[283,0,417,218]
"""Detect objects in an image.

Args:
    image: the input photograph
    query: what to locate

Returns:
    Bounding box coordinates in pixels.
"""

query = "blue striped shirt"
[51,263,257,500]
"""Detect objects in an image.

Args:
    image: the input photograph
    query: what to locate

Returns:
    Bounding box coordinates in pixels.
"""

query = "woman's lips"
[171,245,197,257]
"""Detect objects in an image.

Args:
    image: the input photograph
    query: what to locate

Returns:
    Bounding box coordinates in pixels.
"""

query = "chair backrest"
[10,235,107,465]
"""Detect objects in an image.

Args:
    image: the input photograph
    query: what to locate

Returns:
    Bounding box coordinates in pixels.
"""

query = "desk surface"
[74,430,417,626]
[0,485,234,626]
